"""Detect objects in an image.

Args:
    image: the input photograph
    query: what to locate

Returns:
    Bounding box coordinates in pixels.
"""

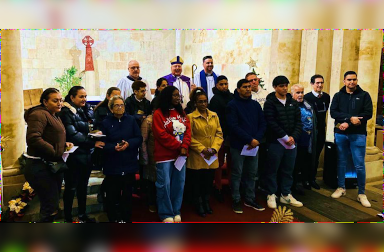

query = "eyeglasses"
[113,104,124,108]
[172,94,180,98]
[130,66,140,70]
[197,100,208,104]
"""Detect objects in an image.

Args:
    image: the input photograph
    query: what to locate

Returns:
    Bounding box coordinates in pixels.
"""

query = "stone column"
[269,30,302,90]
[326,30,361,142]
[356,30,383,146]
[299,30,319,91]
[1,30,27,207]
[299,30,334,93]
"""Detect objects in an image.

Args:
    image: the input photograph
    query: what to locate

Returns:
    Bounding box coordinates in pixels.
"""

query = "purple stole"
[163,74,191,89]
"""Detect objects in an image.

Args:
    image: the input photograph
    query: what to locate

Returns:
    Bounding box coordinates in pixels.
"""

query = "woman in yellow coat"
[186,88,223,218]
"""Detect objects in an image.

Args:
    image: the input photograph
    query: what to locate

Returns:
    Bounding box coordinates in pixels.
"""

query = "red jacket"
[152,108,191,162]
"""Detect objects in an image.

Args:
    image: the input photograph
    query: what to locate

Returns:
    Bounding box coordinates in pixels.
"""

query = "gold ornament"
[270,206,294,223]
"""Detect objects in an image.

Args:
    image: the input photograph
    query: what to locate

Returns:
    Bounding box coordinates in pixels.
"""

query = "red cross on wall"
[82,36,94,71]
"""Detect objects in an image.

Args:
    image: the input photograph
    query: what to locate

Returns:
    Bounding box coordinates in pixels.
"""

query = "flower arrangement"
[7,182,36,221]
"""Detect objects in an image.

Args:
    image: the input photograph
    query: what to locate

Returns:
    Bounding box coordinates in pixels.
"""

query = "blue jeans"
[230,148,258,202]
[334,133,366,194]
[156,161,186,220]
[264,143,297,196]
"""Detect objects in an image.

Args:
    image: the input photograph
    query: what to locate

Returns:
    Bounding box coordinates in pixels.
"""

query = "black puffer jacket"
[94,104,111,130]
[330,85,372,135]
[208,87,234,139]
[59,101,95,156]
[264,92,302,143]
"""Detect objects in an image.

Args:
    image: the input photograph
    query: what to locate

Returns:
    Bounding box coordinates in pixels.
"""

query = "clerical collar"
[134,95,143,102]
[172,74,181,78]
[312,90,323,98]
[127,75,142,81]
[205,72,213,77]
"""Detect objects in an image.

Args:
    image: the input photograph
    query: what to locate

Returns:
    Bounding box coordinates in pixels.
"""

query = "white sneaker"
[331,187,346,199]
[357,194,371,208]
[162,217,174,223]
[174,215,181,222]
[267,194,277,209]
[280,194,303,207]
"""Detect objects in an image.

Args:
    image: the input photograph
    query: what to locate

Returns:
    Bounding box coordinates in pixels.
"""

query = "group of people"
[23,55,373,223]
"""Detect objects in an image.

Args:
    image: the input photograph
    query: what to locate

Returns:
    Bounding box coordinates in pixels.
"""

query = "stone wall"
[20,30,176,96]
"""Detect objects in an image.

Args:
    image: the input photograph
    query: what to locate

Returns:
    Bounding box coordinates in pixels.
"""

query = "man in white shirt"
[162,56,192,109]
[193,56,217,103]
[117,60,152,101]
[245,72,268,108]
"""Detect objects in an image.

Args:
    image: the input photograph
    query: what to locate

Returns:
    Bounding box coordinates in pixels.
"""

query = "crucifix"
[82,36,94,71]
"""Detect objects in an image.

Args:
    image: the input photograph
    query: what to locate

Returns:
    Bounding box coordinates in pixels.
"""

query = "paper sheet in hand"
[62,146,79,162]
[241,145,259,156]
[200,153,218,166]
[174,156,187,171]
[277,135,296,149]
[88,133,106,137]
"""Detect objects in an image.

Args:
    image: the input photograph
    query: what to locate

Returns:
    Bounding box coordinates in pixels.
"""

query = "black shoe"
[232,200,243,214]
[202,196,213,214]
[195,197,206,218]
[244,200,265,211]
[78,214,97,223]
[302,181,312,190]
[310,180,320,190]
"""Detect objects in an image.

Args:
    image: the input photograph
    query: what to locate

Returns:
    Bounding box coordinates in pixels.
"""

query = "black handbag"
[42,159,68,174]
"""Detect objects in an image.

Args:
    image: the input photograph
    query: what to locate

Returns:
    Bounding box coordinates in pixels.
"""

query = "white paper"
[241,145,259,156]
[64,146,78,154]
[62,146,79,162]
[174,156,187,171]
[88,133,106,137]
[277,135,296,149]
[200,153,218,166]
[62,153,70,162]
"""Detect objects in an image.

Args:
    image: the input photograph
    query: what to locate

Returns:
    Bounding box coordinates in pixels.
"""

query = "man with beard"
[117,60,152,101]
[193,56,217,103]
[330,71,373,208]
[290,84,317,195]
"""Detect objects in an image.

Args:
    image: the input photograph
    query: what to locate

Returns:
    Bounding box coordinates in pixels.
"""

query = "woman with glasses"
[186,88,223,218]
[99,95,142,222]
[152,86,191,223]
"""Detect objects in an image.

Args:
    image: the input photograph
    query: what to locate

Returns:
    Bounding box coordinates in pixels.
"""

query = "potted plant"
[54,66,83,96]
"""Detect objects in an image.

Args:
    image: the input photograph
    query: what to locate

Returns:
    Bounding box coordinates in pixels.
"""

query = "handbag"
[41,159,68,174]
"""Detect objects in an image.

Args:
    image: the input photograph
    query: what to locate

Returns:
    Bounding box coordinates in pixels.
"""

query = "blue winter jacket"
[226,90,266,151]
[100,114,143,175]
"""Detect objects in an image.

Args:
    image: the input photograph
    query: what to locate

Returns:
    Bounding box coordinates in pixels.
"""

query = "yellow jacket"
[186,108,224,170]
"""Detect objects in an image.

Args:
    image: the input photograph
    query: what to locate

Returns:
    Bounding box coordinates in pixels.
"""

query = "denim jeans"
[156,161,186,220]
[230,147,258,202]
[264,143,297,196]
[334,133,366,194]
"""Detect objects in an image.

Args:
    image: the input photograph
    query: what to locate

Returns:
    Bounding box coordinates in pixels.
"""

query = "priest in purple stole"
[163,56,191,109]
